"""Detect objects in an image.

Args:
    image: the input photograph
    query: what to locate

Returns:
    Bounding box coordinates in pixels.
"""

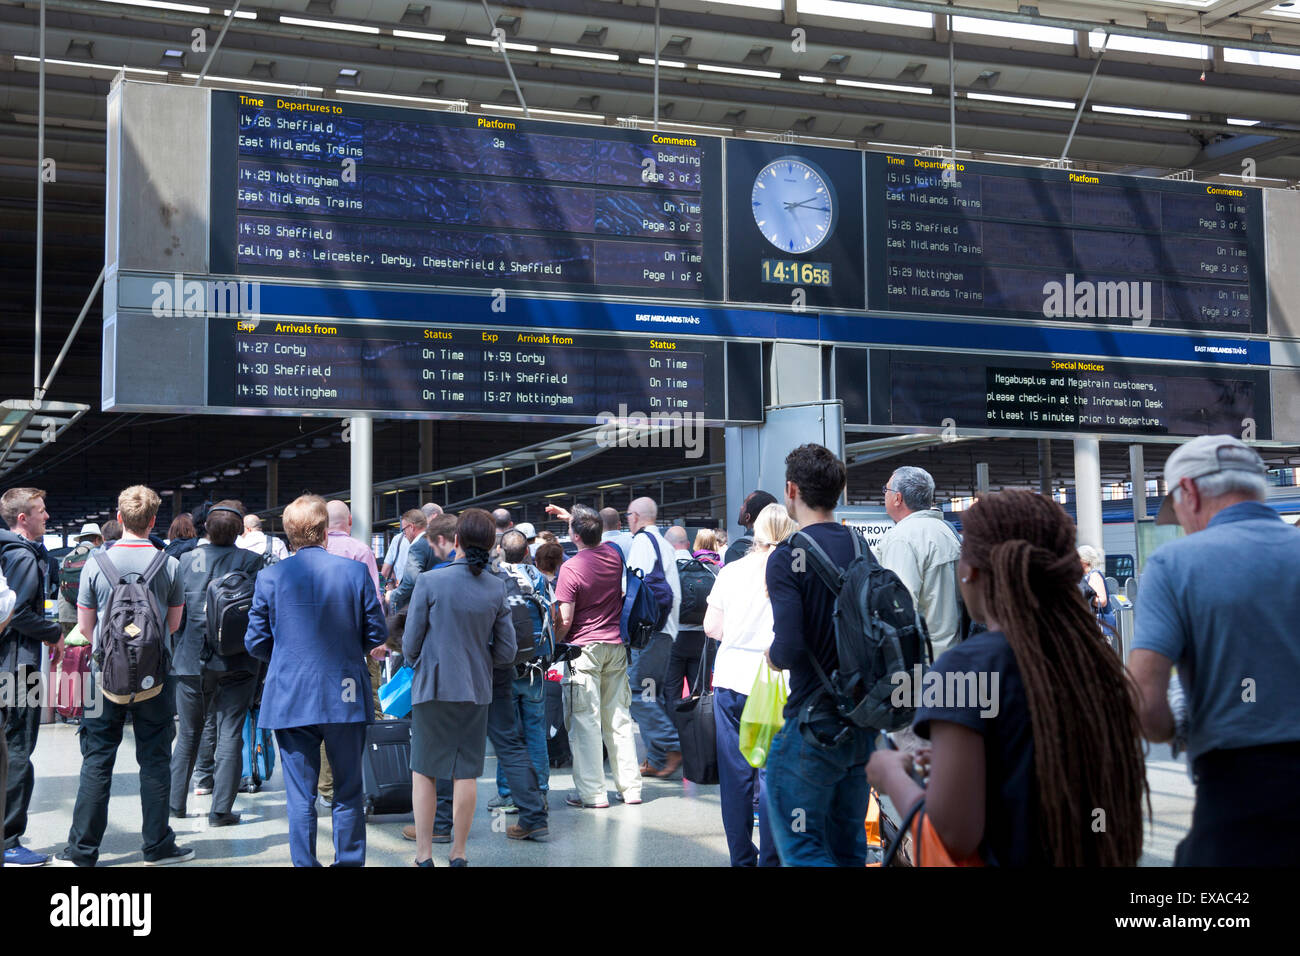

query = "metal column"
[1130,444,1147,521]
[350,415,373,542]
[1074,438,1103,548]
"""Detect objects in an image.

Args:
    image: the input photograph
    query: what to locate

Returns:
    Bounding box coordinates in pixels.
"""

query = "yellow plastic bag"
[739,664,787,768]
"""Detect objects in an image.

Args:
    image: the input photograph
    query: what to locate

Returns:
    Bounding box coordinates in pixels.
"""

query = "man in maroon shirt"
[554,505,641,809]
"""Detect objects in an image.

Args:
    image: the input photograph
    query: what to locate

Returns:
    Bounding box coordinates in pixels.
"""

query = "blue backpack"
[617,532,673,650]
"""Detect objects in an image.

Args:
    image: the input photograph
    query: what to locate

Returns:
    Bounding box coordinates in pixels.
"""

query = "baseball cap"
[76,522,102,539]
[515,522,537,540]
[1156,435,1267,525]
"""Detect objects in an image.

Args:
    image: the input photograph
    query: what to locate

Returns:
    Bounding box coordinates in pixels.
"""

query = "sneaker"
[317,794,333,811]
[487,795,519,814]
[51,848,87,867]
[615,791,643,805]
[193,786,213,796]
[564,791,609,809]
[506,823,549,842]
[145,846,195,866]
[4,845,50,867]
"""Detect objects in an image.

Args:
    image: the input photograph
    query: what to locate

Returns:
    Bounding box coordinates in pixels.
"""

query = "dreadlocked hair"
[960,489,1150,866]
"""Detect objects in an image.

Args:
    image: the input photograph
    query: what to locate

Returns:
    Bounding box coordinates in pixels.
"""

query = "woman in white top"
[703,503,796,867]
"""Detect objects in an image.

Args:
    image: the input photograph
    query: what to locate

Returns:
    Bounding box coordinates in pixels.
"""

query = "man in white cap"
[56,524,103,641]
[1127,434,1300,865]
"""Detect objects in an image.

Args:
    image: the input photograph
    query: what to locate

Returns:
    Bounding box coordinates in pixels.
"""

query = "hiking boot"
[506,823,549,842]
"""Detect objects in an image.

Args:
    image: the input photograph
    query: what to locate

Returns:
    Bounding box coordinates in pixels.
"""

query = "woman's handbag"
[883,797,985,867]
[673,647,718,785]
[739,664,787,768]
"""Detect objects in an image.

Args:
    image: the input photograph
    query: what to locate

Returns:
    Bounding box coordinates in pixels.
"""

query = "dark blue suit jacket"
[244,546,386,730]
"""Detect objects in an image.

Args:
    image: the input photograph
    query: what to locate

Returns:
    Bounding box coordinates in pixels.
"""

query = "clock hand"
[783,197,826,210]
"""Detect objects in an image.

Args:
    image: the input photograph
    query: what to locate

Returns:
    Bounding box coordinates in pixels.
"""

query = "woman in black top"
[868,490,1148,866]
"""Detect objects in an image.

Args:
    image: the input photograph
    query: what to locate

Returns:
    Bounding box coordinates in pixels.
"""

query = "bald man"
[237,513,288,561]
[599,506,631,557]
[625,497,684,778]
[664,526,691,554]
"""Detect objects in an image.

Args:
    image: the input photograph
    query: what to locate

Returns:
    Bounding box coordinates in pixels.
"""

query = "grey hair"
[891,466,935,512]
[1191,470,1267,502]
[1077,544,1103,570]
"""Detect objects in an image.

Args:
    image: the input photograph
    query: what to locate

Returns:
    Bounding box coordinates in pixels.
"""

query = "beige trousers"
[567,641,641,804]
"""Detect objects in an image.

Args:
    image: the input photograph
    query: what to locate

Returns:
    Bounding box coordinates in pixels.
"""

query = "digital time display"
[761,259,832,286]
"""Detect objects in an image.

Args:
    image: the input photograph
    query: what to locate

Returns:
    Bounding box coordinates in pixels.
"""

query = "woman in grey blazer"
[402,508,516,867]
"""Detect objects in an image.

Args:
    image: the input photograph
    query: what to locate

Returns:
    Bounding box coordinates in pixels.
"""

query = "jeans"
[628,632,679,767]
[715,687,779,867]
[486,688,547,830]
[497,675,549,798]
[665,630,716,701]
[64,674,178,866]
[2,663,41,849]
[764,715,873,867]
[276,722,367,867]
[171,671,257,819]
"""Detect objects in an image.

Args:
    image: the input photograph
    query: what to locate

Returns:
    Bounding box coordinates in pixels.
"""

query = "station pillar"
[350,414,373,542]
[1074,437,1103,548]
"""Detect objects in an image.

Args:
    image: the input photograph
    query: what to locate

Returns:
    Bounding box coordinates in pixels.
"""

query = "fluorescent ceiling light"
[704,0,781,8]
[953,16,1073,46]
[550,47,620,61]
[93,0,209,12]
[1227,117,1261,126]
[14,55,168,75]
[184,72,324,92]
[489,105,604,120]
[984,151,1054,162]
[838,78,931,94]
[466,37,538,52]
[966,91,1074,109]
[797,0,931,29]
[697,63,781,79]
[222,8,255,18]
[336,90,460,107]
[1224,47,1300,71]
[659,121,732,133]
[280,16,380,34]
[638,57,686,68]
[1091,30,1209,59]
[798,74,826,83]
[393,29,446,42]
[1093,104,1190,120]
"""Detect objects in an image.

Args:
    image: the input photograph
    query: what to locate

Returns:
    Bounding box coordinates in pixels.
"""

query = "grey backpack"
[95,549,170,703]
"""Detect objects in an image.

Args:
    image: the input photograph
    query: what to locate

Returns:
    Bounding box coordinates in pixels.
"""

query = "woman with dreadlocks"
[867,489,1148,865]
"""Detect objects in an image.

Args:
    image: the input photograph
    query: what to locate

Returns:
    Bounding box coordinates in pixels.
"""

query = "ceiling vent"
[418,77,443,95]
[305,0,335,16]
[401,5,430,26]
[898,63,926,82]
[250,60,276,79]
[159,48,186,69]
[824,53,850,72]
[971,70,1000,89]
[791,115,816,133]
[576,94,600,111]
[66,39,94,59]
[579,25,608,47]
[744,46,773,66]
[723,108,747,125]
[336,67,360,87]
[663,35,691,58]
[495,14,521,36]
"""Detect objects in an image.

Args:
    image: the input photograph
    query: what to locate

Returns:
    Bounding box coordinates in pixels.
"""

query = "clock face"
[750,157,837,255]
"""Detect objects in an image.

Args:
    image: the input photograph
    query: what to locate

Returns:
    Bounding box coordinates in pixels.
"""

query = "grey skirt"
[410,700,490,779]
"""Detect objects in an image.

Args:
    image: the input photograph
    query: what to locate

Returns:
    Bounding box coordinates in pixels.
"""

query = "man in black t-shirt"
[764,445,875,867]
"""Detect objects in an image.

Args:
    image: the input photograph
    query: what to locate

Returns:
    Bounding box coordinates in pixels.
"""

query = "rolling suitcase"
[362,718,413,815]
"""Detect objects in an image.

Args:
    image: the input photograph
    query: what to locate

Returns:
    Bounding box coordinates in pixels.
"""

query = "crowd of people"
[0,431,1296,867]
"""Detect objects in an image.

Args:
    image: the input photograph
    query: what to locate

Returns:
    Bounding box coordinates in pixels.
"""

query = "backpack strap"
[139,547,169,587]
[94,550,123,588]
[790,530,856,703]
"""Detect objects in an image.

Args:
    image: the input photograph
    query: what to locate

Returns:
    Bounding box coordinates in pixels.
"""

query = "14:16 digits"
[761,259,831,286]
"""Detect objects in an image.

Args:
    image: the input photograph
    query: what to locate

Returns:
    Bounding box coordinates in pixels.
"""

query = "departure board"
[206,319,762,423]
[209,93,724,300]
[864,154,1267,334]
[836,348,1270,439]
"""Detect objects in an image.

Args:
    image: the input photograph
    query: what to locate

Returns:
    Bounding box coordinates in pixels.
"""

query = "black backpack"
[494,563,538,670]
[258,534,281,569]
[676,556,718,628]
[207,567,258,657]
[793,529,932,733]
[59,542,94,606]
[94,549,170,704]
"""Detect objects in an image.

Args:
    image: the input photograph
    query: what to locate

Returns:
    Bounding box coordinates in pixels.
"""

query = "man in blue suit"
[245,495,386,867]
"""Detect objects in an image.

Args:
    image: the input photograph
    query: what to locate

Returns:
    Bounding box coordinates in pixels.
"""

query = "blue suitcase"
[239,707,276,793]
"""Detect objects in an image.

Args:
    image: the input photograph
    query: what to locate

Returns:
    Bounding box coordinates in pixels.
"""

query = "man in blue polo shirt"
[1128,435,1300,866]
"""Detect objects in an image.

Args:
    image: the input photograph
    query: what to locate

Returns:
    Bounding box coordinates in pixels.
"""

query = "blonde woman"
[1077,544,1116,634]
[702,502,797,867]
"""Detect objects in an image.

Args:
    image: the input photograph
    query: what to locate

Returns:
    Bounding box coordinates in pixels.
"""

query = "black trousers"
[665,630,716,702]
[3,664,41,849]
[1176,741,1300,866]
[170,670,258,818]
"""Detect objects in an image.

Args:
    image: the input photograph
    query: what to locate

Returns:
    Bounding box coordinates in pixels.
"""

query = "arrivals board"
[834,348,1271,439]
[206,319,762,424]
[864,154,1267,333]
[210,93,725,300]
